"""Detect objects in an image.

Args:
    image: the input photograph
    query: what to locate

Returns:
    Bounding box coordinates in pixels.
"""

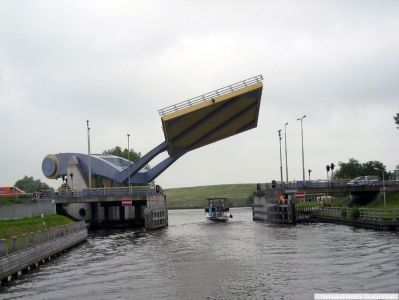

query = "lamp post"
[86,120,92,189]
[284,122,289,183]
[383,170,386,207]
[278,130,283,185]
[127,133,131,192]
[297,115,306,183]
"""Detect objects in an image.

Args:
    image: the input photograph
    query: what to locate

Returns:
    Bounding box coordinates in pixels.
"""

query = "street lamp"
[382,170,386,207]
[297,115,306,183]
[284,122,289,183]
[127,133,131,192]
[86,120,92,189]
[278,129,283,185]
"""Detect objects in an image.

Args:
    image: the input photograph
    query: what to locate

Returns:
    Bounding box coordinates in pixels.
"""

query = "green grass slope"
[360,192,399,209]
[0,214,74,240]
[165,184,257,209]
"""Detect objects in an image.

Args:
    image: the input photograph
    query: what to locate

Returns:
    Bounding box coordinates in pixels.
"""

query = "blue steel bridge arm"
[145,155,182,183]
[129,155,183,184]
[114,141,168,183]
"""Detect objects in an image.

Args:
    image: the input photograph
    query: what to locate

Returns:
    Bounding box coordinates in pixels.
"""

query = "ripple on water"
[1,208,398,299]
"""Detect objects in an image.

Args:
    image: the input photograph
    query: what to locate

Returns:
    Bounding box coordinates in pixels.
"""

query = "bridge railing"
[258,179,399,191]
[32,185,160,199]
[158,75,263,116]
[0,221,86,257]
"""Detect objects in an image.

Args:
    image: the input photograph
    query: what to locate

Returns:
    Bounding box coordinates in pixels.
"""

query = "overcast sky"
[1,1,398,189]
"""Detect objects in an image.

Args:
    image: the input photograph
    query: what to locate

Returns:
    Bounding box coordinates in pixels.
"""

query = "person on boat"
[279,194,285,204]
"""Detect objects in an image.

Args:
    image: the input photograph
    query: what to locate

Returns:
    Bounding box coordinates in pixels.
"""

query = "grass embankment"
[165,184,256,209]
[0,197,29,205]
[0,214,74,240]
[359,192,399,209]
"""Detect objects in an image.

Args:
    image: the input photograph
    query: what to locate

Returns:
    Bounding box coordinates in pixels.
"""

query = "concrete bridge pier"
[55,191,168,230]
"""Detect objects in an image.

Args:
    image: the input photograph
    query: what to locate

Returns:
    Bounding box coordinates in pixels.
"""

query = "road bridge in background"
[258,180,399,193]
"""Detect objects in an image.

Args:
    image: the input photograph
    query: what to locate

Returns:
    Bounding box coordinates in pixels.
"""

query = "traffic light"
[330,163,335,171]
[326,165,330,172]
[271,180,276,188]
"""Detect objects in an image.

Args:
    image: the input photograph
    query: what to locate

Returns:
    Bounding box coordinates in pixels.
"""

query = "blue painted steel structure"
[42,141,178,184]
[42,75,264,185]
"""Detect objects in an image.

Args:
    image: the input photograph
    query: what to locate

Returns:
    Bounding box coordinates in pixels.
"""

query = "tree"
[102,146,141,162]
[361,161,386,178]
[332,158,362,179]
[102,146,150,186]
[15,176,52,192]
[332,158,388,179]
[394,113,399,129]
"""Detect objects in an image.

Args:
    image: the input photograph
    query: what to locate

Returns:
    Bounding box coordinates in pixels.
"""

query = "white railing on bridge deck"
[157,75,263,116]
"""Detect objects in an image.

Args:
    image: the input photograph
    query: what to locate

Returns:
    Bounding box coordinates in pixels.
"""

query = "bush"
[340,208,347,218]
[351,207,360,220]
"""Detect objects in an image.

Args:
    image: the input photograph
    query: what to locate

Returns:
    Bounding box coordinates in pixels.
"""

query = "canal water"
[1,208,398,299]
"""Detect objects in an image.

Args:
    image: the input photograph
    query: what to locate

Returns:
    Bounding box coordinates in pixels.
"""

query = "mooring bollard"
[21,234,28,250]
[11,236,17,253]
[0,239,8,257]
[29,232,35,247]
[44,229,49,242]
[35,231,42,244]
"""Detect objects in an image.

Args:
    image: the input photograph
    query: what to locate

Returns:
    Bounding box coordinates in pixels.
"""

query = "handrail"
[0,221,86,256]
[158,75,263,116]
[33,185,159,199]
[320,207,397,221]
[257,179,399,191]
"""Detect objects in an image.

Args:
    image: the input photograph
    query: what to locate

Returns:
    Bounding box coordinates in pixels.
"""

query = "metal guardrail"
[0,193,34,199]
[320,207,397,221]
[0,221,86,256]
[158,75,263,116]
[31,186,160,199]
[258,179,399,191]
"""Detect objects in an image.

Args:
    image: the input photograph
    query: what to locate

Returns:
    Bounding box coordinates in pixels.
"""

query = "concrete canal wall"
[0,221,87,283]
[254,190,399,230]
[253,190,296,224]
[0,200,55,220]
[317,207,399,231]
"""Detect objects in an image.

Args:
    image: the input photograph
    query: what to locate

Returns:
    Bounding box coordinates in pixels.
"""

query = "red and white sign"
[295,192,305,198]
[121,199,132,206]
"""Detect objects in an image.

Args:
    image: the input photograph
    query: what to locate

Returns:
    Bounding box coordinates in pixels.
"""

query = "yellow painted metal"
[161,82,263,157]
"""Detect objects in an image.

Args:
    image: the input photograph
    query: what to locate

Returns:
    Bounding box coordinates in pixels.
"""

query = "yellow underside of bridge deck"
[161,82,263,157]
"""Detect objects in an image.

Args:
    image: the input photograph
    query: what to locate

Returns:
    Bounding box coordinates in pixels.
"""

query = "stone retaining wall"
[0,221,87,282]
[0,200,56,220]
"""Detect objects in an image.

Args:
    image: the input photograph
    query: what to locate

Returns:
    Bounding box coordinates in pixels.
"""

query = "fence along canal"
[0,221,87,284]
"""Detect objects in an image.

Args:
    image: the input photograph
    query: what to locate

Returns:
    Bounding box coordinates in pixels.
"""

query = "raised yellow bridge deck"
[159,75,263,157]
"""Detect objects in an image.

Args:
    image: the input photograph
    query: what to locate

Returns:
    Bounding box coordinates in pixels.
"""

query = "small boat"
[204,197,232,222]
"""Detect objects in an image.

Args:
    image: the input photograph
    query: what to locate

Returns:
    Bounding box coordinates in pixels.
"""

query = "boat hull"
[208,216,228,222]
